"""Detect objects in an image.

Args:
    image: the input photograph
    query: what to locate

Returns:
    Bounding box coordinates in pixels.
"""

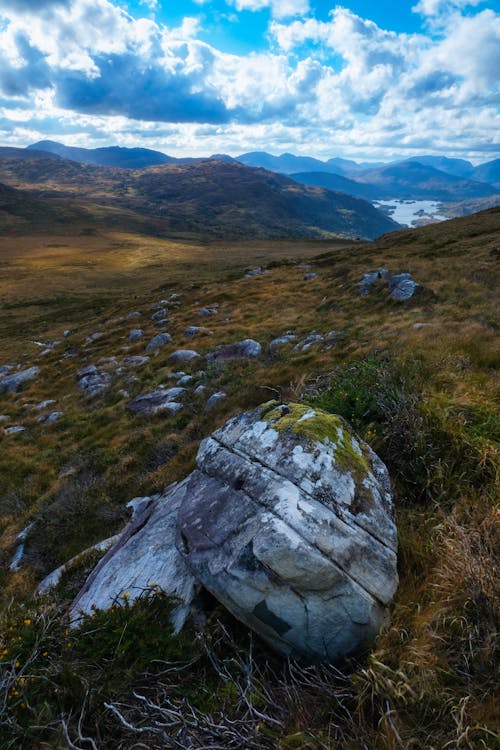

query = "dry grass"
[0,208,499,748]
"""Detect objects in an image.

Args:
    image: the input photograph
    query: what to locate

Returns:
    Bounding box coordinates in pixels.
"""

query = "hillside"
[0,207,498,748]
[28,140,177,169]
[290,170,382,200]
[353,161,498,200]
[0,156,399,240]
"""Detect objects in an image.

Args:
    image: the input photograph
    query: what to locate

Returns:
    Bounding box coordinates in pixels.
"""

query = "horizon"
[0,1,499,163]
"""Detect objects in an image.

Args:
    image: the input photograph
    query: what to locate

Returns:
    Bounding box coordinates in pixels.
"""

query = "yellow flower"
[42,651,48,657]
[15,661,20,668]
[121,592,130,600]
[23,619,31,626]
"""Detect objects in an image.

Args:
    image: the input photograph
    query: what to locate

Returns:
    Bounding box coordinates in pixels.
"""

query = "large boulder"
[176,402,398,663]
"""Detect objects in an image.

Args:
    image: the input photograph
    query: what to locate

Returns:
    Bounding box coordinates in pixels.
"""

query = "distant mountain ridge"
[0,155,399,240]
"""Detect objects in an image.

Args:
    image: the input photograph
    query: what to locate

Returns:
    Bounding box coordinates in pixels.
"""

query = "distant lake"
[373,199,448,228]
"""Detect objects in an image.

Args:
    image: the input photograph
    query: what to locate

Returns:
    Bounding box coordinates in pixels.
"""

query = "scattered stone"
[0,366,40,394]
[207,339,261,363]
[128,329,143,342]
[296,264,311,270]
[184,326,212,338]
[70,485,197,631]
[358,268,389,296]
[152,300,170,309]
[151,309,169,321]
[10,522,35,571]
[146,333,173,352]
[127,311,141,320]
[76,365,111,398]
[0,365,13,376]
[294,332,324,352]
[64,329,72,337]
[176,402,398,663]
[127,387,185,416]
[199,305,219,317]
[244,267,267,278]
[388,273,418,301]
[268,333,296,353]
[168,350,201,364]
[413,322,430,329]
[194,385,206,395]
[35,399,57,410]
[4,425,26,435]
[40,341,61,356]
[85,332,104,345]
[205,391,227,410]
[37,411,63,425]
[127,496,154,520]
[303,272,318,281]
[153,318,172,328]
[122,356,150,368]
[178,375,193,386]
[0,415,7,422]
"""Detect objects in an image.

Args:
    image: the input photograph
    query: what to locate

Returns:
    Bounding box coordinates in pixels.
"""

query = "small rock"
[358,268,389,296]
[35,399,57,410]
[0,366,40,394]
[388,273,418,301]
[153,318,172,328]
[184,326,212,338]
[244,267,263,278]
[303,272,318,281]
[168,350,201,364]
[127,496,154,520]
[85,332,104,345]
[178,375,193,386]
[122,356,150,368]
[76,365,111,398]
[128,329,143,342]
[194,385,206,395]
[294,332,324,352]
[146,333,173,352]
[151,300,170,309]
[9,522,35,571]
[4,425,26,435]
[268,334,296,353]
[64,329,72,337]
[127,311,141,320]
[127,387,186,416]
[199,305,219,317]
[0,365,13,376]
[37,411,63,425]
[205,391,227,410]
[207,339,261,363]
[151,308,169,321]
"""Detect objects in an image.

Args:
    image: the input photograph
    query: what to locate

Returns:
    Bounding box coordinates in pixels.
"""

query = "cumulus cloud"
[0,0,71,11]
[412,0,483,17]
[227,0,309,20]
[0,0,498,161]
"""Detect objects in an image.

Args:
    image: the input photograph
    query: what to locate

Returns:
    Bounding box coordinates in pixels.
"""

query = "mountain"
[0,155,399,239]
[326,157,386,175]
[236,151,340,175]
[290,171,382,201]
[404,155,474,178]
[0,146,63,161]
[27,140,177,169]
[472,158,500,188]
[353,161,497,200]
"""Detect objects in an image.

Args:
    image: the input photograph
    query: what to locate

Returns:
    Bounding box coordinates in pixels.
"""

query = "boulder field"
[66,402,398,663]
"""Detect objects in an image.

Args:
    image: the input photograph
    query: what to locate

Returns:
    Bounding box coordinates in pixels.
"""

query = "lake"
[373,199,448,228]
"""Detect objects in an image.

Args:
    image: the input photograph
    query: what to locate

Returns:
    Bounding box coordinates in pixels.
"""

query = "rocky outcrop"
[127,387,185,416]
[70,484,197,632]
[176,402,398,663]
[207,339,261,363]
[71,402,397,663]
[0,366,40,394]
[76,365,111,398]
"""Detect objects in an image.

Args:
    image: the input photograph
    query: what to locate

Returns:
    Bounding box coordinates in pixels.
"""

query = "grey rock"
[151,308,169,321]
[294,332,324,352]
[176,402,398,663]
[268,334,296,353]
[9,522,35,571]
[178,375,193,386]
[153,318,172,328]
[35,399,57,410]
[76,365,111,398]
[127,387,185,416]
[122,355,150,368]
[0,365,13,376]
[85,332,104,345]
[244,267,264,278]
[70,482,197,632]
[37,411,63,425]
[146,333,173,352]
[184,326,212,338]
[388,273,418,301]
[4,425,26,435]
[207,339,261,363]
[64,329,72,337]
[152,299,170,309]
[40,341,61,356]
[127,311,141,319]
[303,272,318,280]
[205,391,227,410]
[0,366,40,394]
[168,349,200,364]
[0,415,7,421]
[358,268,389,296]
[194,385,206,395]
[126,496,154,520]
[128,329,143,342]
[199,306,218,317]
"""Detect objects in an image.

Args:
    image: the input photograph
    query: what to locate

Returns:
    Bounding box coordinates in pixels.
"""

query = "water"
[374,199,448,228]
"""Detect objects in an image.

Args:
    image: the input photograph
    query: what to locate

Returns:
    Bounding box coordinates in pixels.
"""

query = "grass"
[0,207,499,747]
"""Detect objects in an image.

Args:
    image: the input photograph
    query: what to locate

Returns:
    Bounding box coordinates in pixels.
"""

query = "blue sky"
[0,0,499,162]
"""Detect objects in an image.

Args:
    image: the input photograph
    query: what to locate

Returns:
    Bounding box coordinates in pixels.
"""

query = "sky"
[0,0,499,163]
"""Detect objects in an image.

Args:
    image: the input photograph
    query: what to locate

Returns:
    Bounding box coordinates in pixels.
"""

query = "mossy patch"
[262,402,371,481]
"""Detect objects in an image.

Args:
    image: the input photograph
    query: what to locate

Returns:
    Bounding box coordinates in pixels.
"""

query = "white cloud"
[412,0,483,17]
[227,0,310,20]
